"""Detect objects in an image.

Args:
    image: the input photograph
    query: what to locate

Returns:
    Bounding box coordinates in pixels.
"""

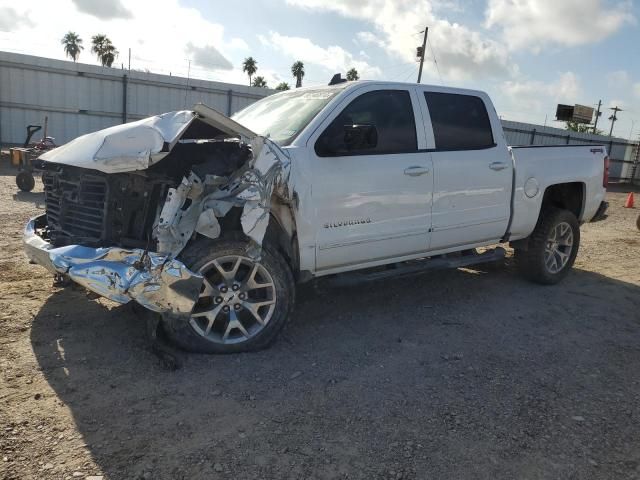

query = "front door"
[309,87,434,271]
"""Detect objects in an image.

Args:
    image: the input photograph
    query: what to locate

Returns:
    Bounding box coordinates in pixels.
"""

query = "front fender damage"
[155,136,291,260]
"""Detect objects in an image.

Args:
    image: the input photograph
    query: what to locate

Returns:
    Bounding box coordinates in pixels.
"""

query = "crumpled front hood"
[38,104,258,174]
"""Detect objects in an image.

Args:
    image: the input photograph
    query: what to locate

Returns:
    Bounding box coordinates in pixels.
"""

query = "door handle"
[489,162,508,171]
[404,166,430,176]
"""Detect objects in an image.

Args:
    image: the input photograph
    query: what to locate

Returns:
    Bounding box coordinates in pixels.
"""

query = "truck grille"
[43,171,108,246]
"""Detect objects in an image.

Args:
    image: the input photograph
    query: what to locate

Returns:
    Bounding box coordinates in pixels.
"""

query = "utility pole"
[608,106,622,137]
[417,27,428,84]
[593,99,602,133]
[128,48,131,73]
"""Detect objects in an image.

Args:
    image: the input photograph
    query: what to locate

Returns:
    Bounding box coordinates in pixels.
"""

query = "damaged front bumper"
[23,215,203,315]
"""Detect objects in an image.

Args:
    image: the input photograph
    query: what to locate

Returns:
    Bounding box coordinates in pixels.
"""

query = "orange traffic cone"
[624,192,635,208]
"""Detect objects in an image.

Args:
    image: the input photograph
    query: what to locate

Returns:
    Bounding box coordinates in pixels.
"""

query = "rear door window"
[424,92,494,150]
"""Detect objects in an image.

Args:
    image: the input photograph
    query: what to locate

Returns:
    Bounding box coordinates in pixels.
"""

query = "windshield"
[231,87,344,145]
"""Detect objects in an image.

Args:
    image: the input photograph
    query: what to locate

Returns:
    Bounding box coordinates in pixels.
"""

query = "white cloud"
[259,30,381,79]
[498,72,582,120]
[286,0,515,82]
[186,42,233,71]
[0,6,35,31]
[485,0,635,51]
[634,83,640,99]
[0,0,246,81]
[71,0,132,20]
[355,31,385,49]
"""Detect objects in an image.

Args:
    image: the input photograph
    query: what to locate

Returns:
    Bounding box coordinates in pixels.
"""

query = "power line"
[377,61,422,73]
[389,62,418,82]
[402,64,419,83]
[427,37,444,85]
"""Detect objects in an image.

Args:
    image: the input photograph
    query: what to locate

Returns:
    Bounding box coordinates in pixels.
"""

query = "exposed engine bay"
[24,104,292,315]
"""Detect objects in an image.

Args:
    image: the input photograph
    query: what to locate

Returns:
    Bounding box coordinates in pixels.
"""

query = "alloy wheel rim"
[189,255,277,345]
[544,221,573,274]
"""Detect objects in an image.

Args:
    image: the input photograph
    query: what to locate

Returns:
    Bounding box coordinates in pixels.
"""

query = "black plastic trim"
[417,143,498,153]
[510,144,606,149]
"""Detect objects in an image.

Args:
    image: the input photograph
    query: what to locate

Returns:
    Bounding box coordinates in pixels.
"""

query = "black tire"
[16,171,35,192]
[161,237,295,354]
[636,214,640,231]
[515,208,580,285]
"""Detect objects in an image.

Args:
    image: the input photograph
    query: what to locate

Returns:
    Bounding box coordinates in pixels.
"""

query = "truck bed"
[507,144,607,241]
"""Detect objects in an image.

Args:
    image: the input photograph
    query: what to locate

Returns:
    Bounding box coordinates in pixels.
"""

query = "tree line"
[60,31,361,90]
[243,56,359,90]
[61,32,118,67]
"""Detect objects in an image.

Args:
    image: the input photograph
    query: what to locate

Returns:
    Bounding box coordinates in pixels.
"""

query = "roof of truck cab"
[291,80,490,99]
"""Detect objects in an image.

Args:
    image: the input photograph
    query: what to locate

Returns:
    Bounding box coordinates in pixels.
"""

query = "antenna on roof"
[328,73,347,86]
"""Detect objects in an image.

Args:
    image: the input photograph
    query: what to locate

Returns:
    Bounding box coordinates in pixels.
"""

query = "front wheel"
[161,237,295,353]
[515,208,580,285]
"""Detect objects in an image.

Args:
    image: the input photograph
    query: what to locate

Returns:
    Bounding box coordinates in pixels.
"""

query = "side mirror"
[343,124,378,151]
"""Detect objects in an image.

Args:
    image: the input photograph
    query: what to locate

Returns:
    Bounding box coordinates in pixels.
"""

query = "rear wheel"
[16,171,35,192]
[161,237,295,353]
[515,208,580,285]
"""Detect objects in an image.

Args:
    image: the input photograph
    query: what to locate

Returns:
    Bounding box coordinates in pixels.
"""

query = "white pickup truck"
[24,80,609,353]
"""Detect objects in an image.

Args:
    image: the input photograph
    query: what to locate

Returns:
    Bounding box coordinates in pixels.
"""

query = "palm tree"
[252,76,267,88]
[291,61,305,88]
[91,34,118,67]
[346,68,359,81]
[242,57,257,86]
[275,82,290,91]
[61,32,83,62]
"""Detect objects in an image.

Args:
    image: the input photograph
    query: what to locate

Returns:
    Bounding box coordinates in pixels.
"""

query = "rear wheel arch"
[540,182,585,221]
[510,182,585,252]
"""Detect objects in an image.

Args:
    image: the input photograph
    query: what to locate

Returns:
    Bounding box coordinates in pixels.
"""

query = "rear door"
[417,90,512,250]
[308,87,434,271]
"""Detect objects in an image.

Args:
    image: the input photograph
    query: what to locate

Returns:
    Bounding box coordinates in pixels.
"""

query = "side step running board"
[328,247,506,287]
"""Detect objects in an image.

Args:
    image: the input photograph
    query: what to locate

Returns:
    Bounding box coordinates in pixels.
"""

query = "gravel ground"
[1,162,639,480]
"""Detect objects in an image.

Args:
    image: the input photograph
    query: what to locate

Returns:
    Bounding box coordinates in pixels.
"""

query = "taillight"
[603,156,609,188]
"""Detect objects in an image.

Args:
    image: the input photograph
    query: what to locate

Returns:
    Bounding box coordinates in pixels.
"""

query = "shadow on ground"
[12,191,45,205]
[31,264,640,479]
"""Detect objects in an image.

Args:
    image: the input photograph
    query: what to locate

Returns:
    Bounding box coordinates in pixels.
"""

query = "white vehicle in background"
[24,79,609,353]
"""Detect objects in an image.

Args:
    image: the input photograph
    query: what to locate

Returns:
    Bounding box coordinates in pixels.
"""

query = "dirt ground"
[0,162,639,480]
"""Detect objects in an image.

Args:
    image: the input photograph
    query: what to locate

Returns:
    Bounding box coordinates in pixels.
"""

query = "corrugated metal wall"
[2,52,637,183]
[0,51,271,145]
[501,119,636,181]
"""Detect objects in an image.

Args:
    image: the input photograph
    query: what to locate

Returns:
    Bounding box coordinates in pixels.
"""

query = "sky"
[0,0,638,138]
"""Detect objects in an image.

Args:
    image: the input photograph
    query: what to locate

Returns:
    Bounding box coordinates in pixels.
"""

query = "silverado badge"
[324,218,372,228]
